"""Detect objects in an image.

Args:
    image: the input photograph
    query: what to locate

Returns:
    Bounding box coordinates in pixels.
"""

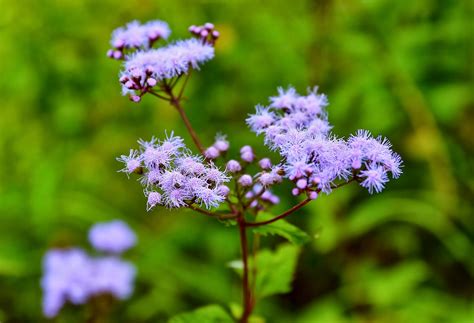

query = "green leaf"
[255,244,300,299]
[252,212,311,245]
[168,305,234,323]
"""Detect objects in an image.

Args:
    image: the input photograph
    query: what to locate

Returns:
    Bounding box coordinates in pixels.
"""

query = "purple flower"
[258,158,272,170]
[120,38,214,97]
[359,164,389,194]
[117,149,141,176]
[119,133,229,210]
[88,257,136,300]
[240,145,255,163]
[226,160,242,173]
[110,20,170,50]
[204,146,220,159]
[238,174,253,187]
[41,249,91,317]
[213,134,229,152]
[249,87,403,194]
[146,191,162,210]
[88,220,137,254]
[41,248,136,318]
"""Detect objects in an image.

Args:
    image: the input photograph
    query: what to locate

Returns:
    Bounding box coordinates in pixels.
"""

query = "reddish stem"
[238,215,252,323]
[245,198,312,227]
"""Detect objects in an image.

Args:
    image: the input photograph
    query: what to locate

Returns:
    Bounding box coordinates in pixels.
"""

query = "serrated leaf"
[168,304,234,323]
[255,244,300,299]
[252,212,310,245]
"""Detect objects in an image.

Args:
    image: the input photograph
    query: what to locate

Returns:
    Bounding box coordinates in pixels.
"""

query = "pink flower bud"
[296,179,307,189]
[113,50,122,59]
[308,191,318,200]
[214,139,229,152]
[217,185,230,197]
[292,188,300,196]
[130,95,141,103]
[226,160,241,173]
[238,175,253,187]
[204,22,214,30]
[241,151,255,163]
[147,78,157,87]
[258,158,272,170]
[204,146,220,159]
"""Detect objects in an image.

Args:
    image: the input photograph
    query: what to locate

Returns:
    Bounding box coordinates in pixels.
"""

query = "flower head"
[119,133,229,210]
[88,220,137,254]
[108,20,171,60]
[120,39,214,99]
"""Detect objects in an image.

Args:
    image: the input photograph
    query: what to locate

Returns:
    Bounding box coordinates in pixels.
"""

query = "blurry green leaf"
[252,212,311,245]
[229,303,266,323]
[168,304,234,323]
[255,244,300,299]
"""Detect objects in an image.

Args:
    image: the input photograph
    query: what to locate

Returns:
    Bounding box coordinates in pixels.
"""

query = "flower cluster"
[88,220,137,254]
[107,20,171,59]
[41,221,136,318]
[108,20,218,102]
[248,87,403,194]
[120,39,214,101]
[117,133,230,210]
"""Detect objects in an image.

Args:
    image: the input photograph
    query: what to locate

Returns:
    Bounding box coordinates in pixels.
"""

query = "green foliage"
[169,305,234,323]
[251,212,311,246]
[254,244,300,299]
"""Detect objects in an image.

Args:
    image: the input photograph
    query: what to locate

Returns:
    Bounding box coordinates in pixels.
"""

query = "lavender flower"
[213,134,229,152]
[240,145,255,163]
[238,174,253,187]
[117,149,142,176]
[248,87,403,194]
[226,160,242,173]
[118,133,229,210]
[88,220,137,254]
[89,257,136,300]
[108,20,171,59]
[41,248,136,318]
[120,38,214,98]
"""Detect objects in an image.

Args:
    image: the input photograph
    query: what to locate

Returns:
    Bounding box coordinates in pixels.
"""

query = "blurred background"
[0,0,472,322]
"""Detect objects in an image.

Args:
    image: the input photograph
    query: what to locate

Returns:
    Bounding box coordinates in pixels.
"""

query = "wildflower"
[258,158,272,170]
[238,174,253,187]
[146,191,162,211]
[118,133,229,210]
[359,164,389,194]
[120,39,214,98]
[249,87,402,194]
[108,20,171,59]
[213,134,229,152]
[226,160,242,173]
[240,145,255,163]
[88,220,137,254]
[205,146,220,159]
[117,149,141,176]
[41,248,136,318]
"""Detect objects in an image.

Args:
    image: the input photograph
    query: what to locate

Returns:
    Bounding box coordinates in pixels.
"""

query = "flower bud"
[308,191,318,200]
[226,160,242,173]
[204,146,220,159]
[147,78,157,87]
[238,174,253,187]
[258,158,272,170]
[130,95,141,103]
[217,185,230,197]
[296,178,307,189]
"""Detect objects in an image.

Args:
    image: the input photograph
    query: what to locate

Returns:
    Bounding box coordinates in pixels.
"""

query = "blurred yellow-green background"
[0,0,472,322]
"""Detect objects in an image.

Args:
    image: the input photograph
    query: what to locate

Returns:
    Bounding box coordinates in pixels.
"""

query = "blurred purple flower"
[89,220,137,254]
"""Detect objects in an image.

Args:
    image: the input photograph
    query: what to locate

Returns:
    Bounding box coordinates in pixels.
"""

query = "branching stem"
[245,198,312,227]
